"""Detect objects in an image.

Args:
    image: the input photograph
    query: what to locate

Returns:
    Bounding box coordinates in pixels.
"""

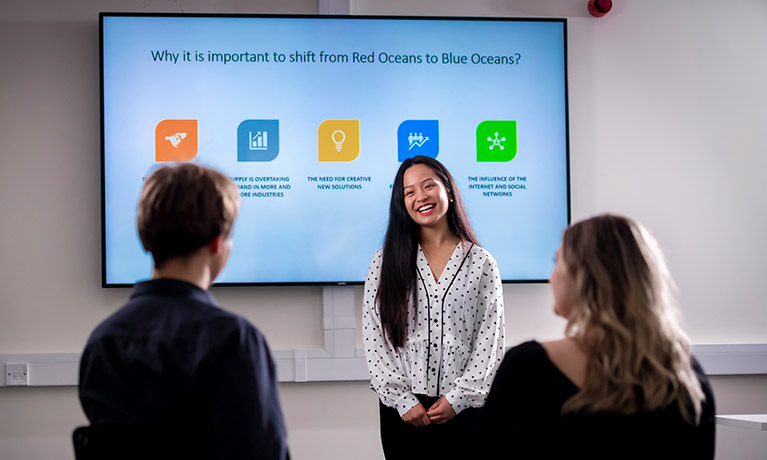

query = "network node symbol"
[487,132,506,150]
[476,120,516,162]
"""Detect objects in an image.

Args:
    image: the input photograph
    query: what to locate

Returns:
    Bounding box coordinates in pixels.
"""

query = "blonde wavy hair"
[560,214,704,423]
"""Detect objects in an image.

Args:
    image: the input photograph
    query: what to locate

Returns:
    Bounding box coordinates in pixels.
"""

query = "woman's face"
[402,163,451,229]
[550,248,578,319]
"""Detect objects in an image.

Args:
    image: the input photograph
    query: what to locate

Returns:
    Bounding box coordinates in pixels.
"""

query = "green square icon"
[476,120,517,162]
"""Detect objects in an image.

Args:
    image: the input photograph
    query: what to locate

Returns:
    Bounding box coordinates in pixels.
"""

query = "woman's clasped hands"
[402,397,456,427]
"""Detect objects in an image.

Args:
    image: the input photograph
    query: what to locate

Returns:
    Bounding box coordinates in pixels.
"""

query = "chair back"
[72,424,216,460]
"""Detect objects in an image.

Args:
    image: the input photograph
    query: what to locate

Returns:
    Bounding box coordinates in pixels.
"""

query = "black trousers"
[379,395,479,460]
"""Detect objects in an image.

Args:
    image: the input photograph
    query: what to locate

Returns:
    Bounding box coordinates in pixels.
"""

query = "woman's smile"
[403,164,450,227]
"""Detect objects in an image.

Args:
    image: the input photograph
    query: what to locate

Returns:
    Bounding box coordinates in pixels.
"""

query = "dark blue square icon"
[397,120,439,162]
[238,120,279,162]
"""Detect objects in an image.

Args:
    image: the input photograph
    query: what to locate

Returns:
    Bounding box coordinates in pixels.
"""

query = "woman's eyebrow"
[403,177,437,190]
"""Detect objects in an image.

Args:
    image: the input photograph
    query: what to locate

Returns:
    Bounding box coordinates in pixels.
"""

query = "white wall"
[0,0,765,459]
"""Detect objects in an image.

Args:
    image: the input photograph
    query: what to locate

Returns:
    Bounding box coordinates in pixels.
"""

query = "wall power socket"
[5,363,28,386]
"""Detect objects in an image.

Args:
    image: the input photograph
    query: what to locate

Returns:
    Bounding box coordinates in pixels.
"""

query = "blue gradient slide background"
[102,15,569,284]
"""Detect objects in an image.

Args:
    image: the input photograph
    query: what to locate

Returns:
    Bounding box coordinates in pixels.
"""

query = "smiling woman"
[402,163,452,231]
[362,155,506,459]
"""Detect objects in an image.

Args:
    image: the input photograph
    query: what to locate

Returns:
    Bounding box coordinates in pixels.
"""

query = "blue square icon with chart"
[238,120,279,161]
[397,120,439,161]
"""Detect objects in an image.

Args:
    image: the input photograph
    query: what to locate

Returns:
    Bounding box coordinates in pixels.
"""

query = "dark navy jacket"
[79,278,288,459]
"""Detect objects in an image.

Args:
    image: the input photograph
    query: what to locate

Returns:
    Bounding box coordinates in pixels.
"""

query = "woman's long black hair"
[377,156,479,348]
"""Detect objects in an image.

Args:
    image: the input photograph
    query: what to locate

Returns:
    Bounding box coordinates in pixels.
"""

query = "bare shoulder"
[540,338,587,388]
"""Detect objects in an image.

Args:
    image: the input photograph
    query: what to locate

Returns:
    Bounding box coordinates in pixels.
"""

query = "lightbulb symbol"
[332,130,346,151]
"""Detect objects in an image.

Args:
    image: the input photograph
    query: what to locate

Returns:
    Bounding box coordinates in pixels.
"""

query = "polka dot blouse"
[362,241,506,417]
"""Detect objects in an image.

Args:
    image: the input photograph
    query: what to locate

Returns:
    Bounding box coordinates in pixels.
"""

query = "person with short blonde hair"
[478,214,715,459]
[79,163,288,459]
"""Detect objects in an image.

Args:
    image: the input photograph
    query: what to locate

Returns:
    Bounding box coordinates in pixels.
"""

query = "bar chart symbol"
[238,119,279,162]
[249,131,268,150]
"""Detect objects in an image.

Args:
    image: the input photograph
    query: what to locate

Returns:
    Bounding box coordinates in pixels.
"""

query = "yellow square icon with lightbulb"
[318,120,360,162]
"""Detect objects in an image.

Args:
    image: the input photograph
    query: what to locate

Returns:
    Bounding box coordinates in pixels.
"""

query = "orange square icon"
[155,119,198,162]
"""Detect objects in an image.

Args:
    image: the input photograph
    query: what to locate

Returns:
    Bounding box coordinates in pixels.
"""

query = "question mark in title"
[515,53,521,64]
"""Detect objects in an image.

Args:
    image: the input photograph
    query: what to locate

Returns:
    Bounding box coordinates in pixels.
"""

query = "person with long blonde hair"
[478,214,715,458]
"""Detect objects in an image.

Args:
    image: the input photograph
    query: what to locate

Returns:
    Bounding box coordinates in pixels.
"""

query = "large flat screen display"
[101,13,570,286]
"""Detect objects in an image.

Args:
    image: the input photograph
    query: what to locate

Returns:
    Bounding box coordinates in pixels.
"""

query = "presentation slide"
[101,14,570,285]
